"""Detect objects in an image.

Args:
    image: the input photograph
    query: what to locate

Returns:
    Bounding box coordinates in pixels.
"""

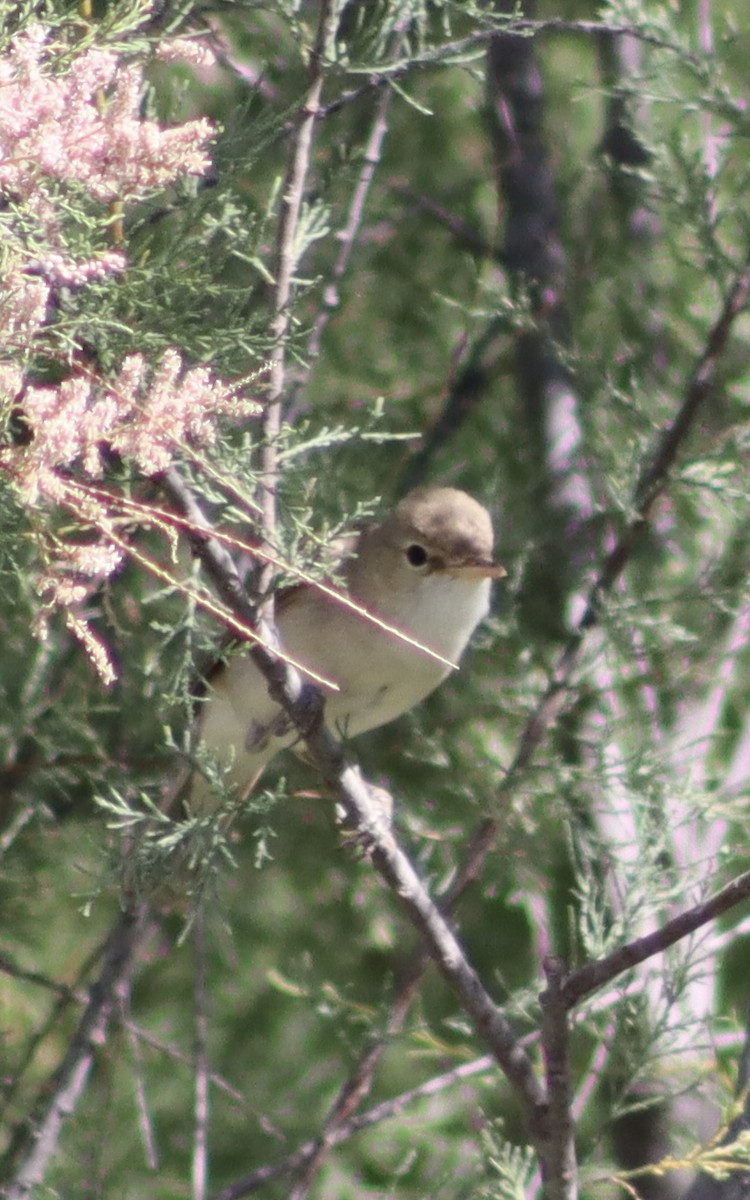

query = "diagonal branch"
[211,1055,497,1198]
[562,866,750,1009]
[260,0,341,599]
[2,903,150,1200]
[305,50,400,365]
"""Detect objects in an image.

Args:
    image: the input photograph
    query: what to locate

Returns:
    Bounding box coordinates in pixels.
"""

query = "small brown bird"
[191,486,504,807]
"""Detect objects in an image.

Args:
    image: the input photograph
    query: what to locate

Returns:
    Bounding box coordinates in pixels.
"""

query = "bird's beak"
[444,560,507,580]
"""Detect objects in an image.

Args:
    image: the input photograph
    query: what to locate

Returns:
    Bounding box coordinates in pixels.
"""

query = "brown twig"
[211,1055,497,1198]
[305,51,400,364]
[192,910,211,1200]
[562,867,750,1009]
[3,903,150,1200]
[541,956,577,1200]
[260,0,340,601]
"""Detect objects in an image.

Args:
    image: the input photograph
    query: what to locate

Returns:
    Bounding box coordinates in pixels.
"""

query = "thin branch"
[285,18,408,439]
[218,978,657,1198]
[211,1055,496,1199]
[278,955,427,1198]
[3,903,150,1200]
[344,20,695,78]
[305,50,400,364]
[123,986,159,1171]
[313,771,549,1145]
[0,949,247,1106]
[541,956,577,1200]
[399,318,511,493]
[0,941,106,1119]
[392,184,499,258]
[570,1021,617,1124]
[260,0,341,599]
[562,867,750,1008]
[0,802,35,856]
[192,910,210,1200]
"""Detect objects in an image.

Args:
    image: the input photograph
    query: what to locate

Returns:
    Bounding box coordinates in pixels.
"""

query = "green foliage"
[4,1,750,1198]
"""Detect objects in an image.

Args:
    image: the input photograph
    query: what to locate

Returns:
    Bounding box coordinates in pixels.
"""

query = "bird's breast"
[276,573,490,738]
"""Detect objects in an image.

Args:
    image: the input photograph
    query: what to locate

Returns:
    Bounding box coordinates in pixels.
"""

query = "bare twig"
[192,910,211,1200]
[3,903,150,1200]
[562,867,750,1009]
[399,319,511,493]
[541,957,577,1200]
[392,185,498,260]
[570,1021,617,1125]
[0,802,35,856]
[305,53,399,364]
[0,949,247,1106]
[211,1055,496,1199]
[279,956,426,1198]
[260,0,341,599]
[0,941,106,1119]
[218,980,659,1198]
[279,18,408,441]
[123,985,159,1171]
[345,19,694,77]
[331,779,547,1132]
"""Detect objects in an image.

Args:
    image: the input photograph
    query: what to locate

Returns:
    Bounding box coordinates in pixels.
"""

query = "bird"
[188,486,504,809]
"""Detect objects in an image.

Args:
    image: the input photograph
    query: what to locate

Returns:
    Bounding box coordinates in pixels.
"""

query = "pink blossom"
[2,350,259,502]
[156,38,217,68]
[36,537,123,685]
[0,269,50,349]
[0,29,214,203]
[0,26,224,677]
[39,251,128,287]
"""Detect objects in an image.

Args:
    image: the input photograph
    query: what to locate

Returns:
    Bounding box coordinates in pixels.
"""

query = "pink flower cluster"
[2,343,258,681]
[35,541,126,686]
[0,26,213,203]
[0,268,50,352]
[3,349,258,504]
[0,26,243,503]
[0,27,255,679]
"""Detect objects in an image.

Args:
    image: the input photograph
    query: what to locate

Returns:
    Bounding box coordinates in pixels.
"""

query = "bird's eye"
[405,543,428,567]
